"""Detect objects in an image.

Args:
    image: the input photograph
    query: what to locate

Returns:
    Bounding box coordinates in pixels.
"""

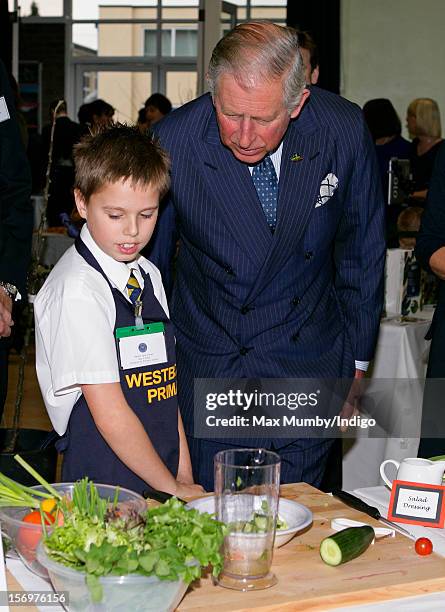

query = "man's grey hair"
[207,21,306,113]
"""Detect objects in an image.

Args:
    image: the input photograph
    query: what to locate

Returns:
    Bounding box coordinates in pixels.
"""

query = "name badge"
[116,322,167,370]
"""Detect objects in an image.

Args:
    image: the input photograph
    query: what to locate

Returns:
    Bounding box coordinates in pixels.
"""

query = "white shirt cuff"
[355,360,369,371]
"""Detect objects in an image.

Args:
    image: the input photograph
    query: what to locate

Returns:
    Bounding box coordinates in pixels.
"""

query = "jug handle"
[380,459,400,488]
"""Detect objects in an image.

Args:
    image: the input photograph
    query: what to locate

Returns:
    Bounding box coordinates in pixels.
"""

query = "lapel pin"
[290,153,304,162]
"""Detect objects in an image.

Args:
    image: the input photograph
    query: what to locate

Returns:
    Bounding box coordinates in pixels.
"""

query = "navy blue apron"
[57,238,179,494]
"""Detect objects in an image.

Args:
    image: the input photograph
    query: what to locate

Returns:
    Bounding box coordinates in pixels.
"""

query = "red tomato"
[17,510,55,561]
[22,510,55,525]
[415,537,433,556]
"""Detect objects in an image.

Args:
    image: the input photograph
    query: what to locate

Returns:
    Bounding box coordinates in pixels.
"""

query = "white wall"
[341,0,445,138]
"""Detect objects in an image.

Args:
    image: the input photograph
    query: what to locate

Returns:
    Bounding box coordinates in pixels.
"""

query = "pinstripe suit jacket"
[149,88,385,436]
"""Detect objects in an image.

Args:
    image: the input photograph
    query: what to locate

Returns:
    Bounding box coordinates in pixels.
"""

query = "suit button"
[304,251,313,260]
[240,305,250,314]
[240,346,250,356]
[291,333,299,342]
[292,297,300,306]
[224,265,234,275]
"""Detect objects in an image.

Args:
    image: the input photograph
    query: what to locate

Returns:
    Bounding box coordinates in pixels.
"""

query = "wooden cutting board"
[178,483,445,611]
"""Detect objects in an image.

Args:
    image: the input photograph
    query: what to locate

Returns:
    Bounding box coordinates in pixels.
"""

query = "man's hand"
[339,369,365,432]
[0,287,13,338]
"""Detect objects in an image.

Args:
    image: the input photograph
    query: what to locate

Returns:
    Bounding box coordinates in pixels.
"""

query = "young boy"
[35,125,203,498]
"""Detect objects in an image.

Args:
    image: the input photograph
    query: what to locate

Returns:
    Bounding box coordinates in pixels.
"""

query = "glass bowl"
[36,543,188,612]
[0,482,146,579]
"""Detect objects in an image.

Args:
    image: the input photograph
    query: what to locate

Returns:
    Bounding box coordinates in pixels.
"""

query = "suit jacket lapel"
[245,114,327,303]
[190,110,273,267]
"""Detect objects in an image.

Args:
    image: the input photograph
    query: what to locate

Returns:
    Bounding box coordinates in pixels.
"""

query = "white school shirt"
[34,224,169,436]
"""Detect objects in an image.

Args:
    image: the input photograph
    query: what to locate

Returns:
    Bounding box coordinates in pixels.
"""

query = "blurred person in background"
[0,59,32,418]
[136,106,150,133]
[296,30,319,86]
[363,98,411,247]
[415,141,445,457]
[88,99,115,129]
[144,93,172,128]
[78,99,115,136]
[363,98,411,194]
[407,98,443,201]
[41,99,82,226]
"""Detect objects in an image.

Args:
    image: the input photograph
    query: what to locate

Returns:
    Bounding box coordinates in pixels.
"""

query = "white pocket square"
[315,173,338,208]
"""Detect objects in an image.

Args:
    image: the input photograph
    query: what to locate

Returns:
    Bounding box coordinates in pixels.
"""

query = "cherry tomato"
[415,537,433,556]
[17,510,56,561]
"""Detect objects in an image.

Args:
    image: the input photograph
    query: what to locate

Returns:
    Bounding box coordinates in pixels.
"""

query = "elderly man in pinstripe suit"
[147,22,385,491]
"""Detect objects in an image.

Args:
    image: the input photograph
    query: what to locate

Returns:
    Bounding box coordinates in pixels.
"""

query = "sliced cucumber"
[253,514,269,531]
[320,525,374,566]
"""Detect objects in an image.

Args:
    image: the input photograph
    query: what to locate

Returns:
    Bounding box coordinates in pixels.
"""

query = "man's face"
[213,73,309,165]
[75,179,159,262]
[300,47,319,85]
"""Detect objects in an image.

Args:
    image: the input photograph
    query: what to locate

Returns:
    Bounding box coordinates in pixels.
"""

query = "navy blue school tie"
[252,155,278,230]
[126,271,142,304]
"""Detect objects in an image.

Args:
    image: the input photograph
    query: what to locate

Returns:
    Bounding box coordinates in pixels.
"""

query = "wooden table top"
[178,483,445,611]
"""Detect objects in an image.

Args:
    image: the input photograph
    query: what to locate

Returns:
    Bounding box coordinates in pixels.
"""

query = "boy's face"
[75,178,159,262]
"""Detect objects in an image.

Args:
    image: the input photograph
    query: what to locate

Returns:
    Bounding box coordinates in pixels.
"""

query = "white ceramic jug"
[380,457,445,488]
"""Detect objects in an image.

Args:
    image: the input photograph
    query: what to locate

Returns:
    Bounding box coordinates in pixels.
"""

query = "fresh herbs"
[44,497,227,598]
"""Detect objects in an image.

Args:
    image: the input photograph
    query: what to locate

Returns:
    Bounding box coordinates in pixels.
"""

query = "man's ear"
[290,88,310,120]
[74,189,88,220]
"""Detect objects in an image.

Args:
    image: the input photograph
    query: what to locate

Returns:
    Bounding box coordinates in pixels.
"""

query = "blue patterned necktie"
[252,155,278,230]
[126,271,142,304]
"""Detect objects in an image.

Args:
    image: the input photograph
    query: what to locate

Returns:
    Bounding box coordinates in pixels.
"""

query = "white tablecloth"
[342,315,432,490]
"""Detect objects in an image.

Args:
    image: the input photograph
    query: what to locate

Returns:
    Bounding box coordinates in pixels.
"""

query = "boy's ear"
[74,189,88,219]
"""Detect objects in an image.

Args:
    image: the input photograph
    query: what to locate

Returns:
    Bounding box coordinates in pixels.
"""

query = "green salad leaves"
[44,497,226,602]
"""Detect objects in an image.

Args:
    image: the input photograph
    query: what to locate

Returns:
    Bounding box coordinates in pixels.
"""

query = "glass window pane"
[166,71,197,108]
[73,24,99,54]
[144,30,157,56]
[175,30,197,57]
[162,30,172,56]
[17,0,63,17]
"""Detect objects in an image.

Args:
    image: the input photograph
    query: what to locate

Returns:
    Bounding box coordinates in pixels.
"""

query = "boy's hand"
[174,481,205,500]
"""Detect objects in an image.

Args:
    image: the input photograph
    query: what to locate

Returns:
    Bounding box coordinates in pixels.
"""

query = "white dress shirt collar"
[248,142,283,180]
[80,224,145,295]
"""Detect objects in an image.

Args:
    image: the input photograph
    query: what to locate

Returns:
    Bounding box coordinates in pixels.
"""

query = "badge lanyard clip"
[134,299,144,329]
